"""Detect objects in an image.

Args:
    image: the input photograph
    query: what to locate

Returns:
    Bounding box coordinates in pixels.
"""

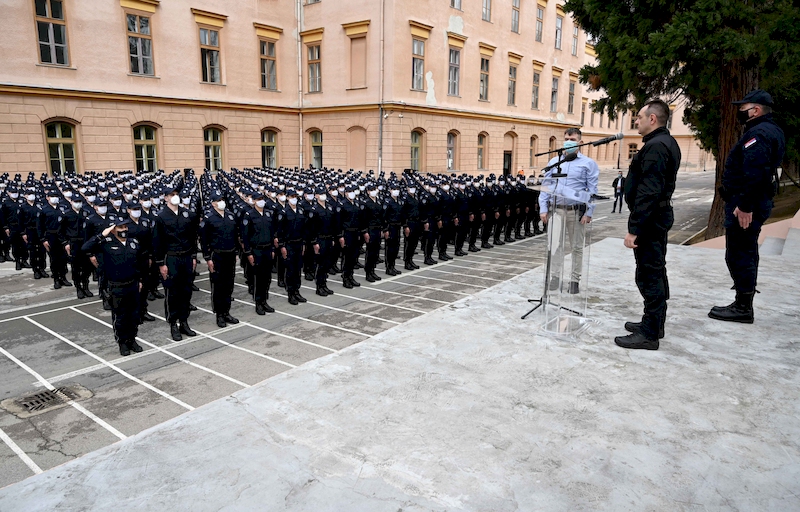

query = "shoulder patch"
[278,214,283,220]
[130,241,137,249]
[104,236,113,242]
[242,219,249,225]
[744,137,757,149]
[199,221,206,228]
[57,216,62,222]
[228,215,234,221]
[182,211,188,218]
[336,207,341,212]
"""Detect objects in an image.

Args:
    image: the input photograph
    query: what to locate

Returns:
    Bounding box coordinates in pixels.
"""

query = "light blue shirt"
[538,152,600,217]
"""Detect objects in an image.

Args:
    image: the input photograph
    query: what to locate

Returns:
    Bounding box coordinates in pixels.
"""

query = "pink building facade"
[0,0,713,176]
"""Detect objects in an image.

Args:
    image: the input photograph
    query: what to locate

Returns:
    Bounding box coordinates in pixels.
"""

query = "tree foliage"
[565,0,800,238]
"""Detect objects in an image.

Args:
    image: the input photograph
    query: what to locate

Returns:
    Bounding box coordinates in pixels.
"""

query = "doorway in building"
[503,151,513,176]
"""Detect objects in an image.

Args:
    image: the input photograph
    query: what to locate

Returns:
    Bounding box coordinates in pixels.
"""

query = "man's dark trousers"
[633,209,673,339]
[724,200,772,293]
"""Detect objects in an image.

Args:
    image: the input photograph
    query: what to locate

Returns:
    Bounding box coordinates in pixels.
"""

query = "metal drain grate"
[0,384,93,419]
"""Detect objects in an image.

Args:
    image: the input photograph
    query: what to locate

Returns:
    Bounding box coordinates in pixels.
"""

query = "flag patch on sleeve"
[744,138,757,149]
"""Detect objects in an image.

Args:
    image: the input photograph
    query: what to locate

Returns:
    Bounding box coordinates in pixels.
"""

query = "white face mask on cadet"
[124,194,133,202]
[169,195,180,206]
[288,197,298,206]
[278,194,286,202]
[152,197,161,205]
[255,199,266,208]
[368,190,378,198]
[112,199,122,208]
[347,192,356,200]
[97,206,108,215]
[408,188,416,194]
[142,200,152,209]
[318,194,327,202]
[27,194,36,202]
[305,194,314,202]
[181,197,190,205]
[216,200,226,210]
[64,191,73,198]
[390,190,400,198]
[72,201,83,209]
[130,210,142,219]
[49,197,59,205]
[330,190,338,197]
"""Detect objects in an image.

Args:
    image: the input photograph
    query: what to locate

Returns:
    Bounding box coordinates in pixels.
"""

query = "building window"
[511,0,520,33]
[200,27,221,83]
[550,77,559,112]
[630,111,637,130]
[532,71,540,109]
[204,128,223,171]
[581,102,586,125]
[349,36,367,89]
[590,105,595,127]
[482,0,491,21]
[508,65,517,106]
[412,39,425,90]
[529,136,537,167]
[127,13,153,75]
[262,130,277,168]
[479,57,490,101]
[555,16,563,50]
[450,0,461,8]
[448,48,460,96]
[307,44,321,92]
[260,40,277,90]
[35,0,69,66]
[310,130,323,168]
[607,113,612,128]
[615,112,620,130]
[535,7,544,43]
[477,133,487,169]
[447,132,459,170]
[628,143,638,159]
[45,121,76,175]
[411,130,422,171]
[568,81,576,114]
[307,0,320,4]
[133,125,157,172]
[572,26,579,56]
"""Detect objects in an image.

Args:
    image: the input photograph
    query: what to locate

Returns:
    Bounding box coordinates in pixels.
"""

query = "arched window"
[262,129,277,168]
[477,132,487,170]
[133,125,157,173]
[529,135,538,167]
[310,130,323,169]
[411,130,423,171]
[447,131,459,171]
[204,127,223,171]
[45,121,77,175]
[548,136,557,152]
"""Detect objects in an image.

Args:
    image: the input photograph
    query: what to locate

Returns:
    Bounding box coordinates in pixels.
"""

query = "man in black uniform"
[709,90,785,323]
[363,183,384,282]
[2,186,29,269]
[63,190,92,299]
[242,191,278,315]
[126,203,156,324]
[153,183,198,341]
[339,185,363,288]
[85,198,112,309]
[278,190,308,305]
[616,99,681,350]
[307,186,338,295]
[19,189,48,279]
[201,191,241,326]
[82,215,143,356]
[401,179,421,270]
[383,182,404,275]
[38,189,71,289]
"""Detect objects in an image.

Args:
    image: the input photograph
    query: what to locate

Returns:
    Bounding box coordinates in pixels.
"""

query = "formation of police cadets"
[0,166,544,356]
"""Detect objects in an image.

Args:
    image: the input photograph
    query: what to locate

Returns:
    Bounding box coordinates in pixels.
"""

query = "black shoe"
[504,237,515,243]
[127,340,143,353]
[216,315,227,328]
[60,278,73,287]
[323,285,334,295]
[331,264,341,274]
[147,292,157,301]
[515,232,526,240]
[351,278,361,287]
[354,261,364,269]
[615,332,659,350]
[392,267,402,275]
[366,273,377,282]
[288,293,299,305]
[455,249,467,257]
[305,272,315,281]
[438,253,452,261]
[534,229,544,235]
[327,268,337,276]
[170,323,182,341]
[189,303,198,311]
[524,231,533,237]
[624,321,665,340]
[405,262,415,271]
[82,286,94,297]
[76,287,86,300]
[54,279,62,290]
[410,261,419,269]
[179,322,197,337]
[494,239,505,246]
[277,278,286,288]
[118,342,131,357]
[371,272,382,281]
[481,242,493,249]
[386,268,398,276]
[153,289,165,299]
[34,270,42,280]
[708,303,754,323]
[223,313,239,324]
[568,282,580,294]
[102,297,112,311]
[612,209,616,213]
[468,245,479,252]
[141,311,156,322]
[15,261,22,270]
[20,261,31,269]
[424,257,437,265]
[255,303,266,315]
[316,287,328,297]
[343,278,354,289]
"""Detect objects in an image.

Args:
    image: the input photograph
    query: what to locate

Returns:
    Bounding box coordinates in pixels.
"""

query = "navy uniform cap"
[285,189,298,197]
[252,191,265,200]
[733,89,774,107]
[109,214,131,226]
[209,190,223,201]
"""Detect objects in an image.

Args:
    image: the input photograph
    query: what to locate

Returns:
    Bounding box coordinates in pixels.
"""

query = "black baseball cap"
[733,89,774,107]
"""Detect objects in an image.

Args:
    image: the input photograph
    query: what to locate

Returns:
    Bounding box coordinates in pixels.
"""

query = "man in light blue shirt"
[538,128,599,294]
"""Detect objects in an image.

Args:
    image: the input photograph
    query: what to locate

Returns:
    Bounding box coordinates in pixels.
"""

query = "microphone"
[592,133,624,146]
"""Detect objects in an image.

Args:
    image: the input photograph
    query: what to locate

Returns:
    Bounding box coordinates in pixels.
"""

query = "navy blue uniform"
[242,207,279,306]
[277,205,309,298]
[126,215,154,319]
[362,196,385,278]
[63,205,91,294]
[401,191,422,267]
[339,198,364,285]
[201,209,240,316]
[37,202,69,284]
[153,206,198,325]
[307,201,338,290]
[19,201,46,275]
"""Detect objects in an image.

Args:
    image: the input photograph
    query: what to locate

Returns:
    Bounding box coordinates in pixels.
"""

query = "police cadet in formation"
[19,188,49,279]
[3,184,30,269]
[125,202,156,323]
[436,181,455,261]
[200,190,241,326]
[82,214,143,356]
[339,185,364,288]
[419,182,439,265]
[401,179,422,270]
[307,185,338,295]
[302,187,317,282]
[466,177,485,253]
[242,190,278,314]
[709,89,785,324]
[278,189,308,305]
[383,182,403,275]
[63,187,93,299]
[38,189,72,289]
[153,182,198,342]
[452,179,470,256]
[481,176,498,249]
[363,183,385,282]
[617,99,681,350]
[85,198,112,309]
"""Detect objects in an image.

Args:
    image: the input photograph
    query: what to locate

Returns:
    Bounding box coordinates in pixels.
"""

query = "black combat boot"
[614,331,659,350]
[708,292,755,324]
[624,321,665,340]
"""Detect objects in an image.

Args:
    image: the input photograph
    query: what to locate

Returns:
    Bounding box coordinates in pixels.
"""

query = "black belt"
[658,200,672,208]
[108,279,136,287]
[254,245,273,249]
[318,235,333,239]
[213,249,236,254]
[388,222,402,227]
[344,228,360,232]
[554,204,581,211]
[166,250,193,256]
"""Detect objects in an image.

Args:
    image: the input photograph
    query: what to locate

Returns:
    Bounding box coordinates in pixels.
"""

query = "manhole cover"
[1,384,93,419]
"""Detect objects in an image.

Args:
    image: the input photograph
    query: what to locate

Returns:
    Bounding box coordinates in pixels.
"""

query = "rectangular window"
[482,0,491,21]
[591,108,595,127]
[127,13,153,75]
[477,134,486,169]
[581,102,586,125]
[630,111,637,130]
[615,112,620,130]
[511,0,520,33]
[307,0,320,4]
[310,131,323,168]
[532,71,540,109]
[133,125,157,172]
[448,48,460,96]
[535,7,544,43]
[550,77,559,112]
[308,44,321,92]
[555,16,563,50]
[568,81,575,114]
[667,108,674,129]
[199,28,221,83]
[260,40,277,90]
[572,26,579,56]
[262,130,277,168]
[450,0,462,8]
[508,65,517,106]
[412,39,425,90]
[628,144,638,159]
[35,0,69,65]
[479,57,490,101]
[349,36,367,88]
[607,113,612,128]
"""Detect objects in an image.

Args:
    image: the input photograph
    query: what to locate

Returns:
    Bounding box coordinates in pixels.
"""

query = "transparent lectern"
[522,177,594,335]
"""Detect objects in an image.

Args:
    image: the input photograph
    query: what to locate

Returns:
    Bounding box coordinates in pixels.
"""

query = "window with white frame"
[482,0,491,21]
[262,130,277,168]
[535,7,544,43]
[479,57,490,101]
[572,26,579,56]
[508,65,517,105]
[35,0,69,65]
[450,0,461,8]
[127,13,153,75]
[532,71,540,109]
[46,121,77,175]
[477,133,487,169]
[555,15,563,50]
[133,125,157,172]
[200,27,221,83]
[511,0,520,33]
[412,39,425,90]
[568,81,575,114]
[260,40,277,90]
[310,130,323,168]
[307,44,321,92]
[448,48,460,96]
[550,77,559,112]
[411,131,422,171]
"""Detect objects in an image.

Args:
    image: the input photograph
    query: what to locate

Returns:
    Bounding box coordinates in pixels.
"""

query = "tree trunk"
[705,61,759,239]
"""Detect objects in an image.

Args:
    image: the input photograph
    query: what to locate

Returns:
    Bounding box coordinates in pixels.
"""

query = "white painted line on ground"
[0,346,127,441]
[0,300,102,324]
[372,260,454,285]
[23,317,194,411]
[443,261,522,276]
[391,274,489,289]
[460,252,545,266]
[72,307,266,383]
[685,198,700,202]
[231,282,401,325]
[380,281,472,296]
[352,284,452,304]
[422,267,503,282]
[0,426,42,475]
[297,284,427,314]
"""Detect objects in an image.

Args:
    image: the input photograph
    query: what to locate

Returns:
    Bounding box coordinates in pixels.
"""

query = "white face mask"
[359,185,366,191]
[255,200,266,208]
[181,197,190,205]
[305,194,314,202]
[130,210,142,219]
[277,194,286,202]
[278,184,285,190]
[100,191,109,197]
[459,184,466,190]
[79,187,87,194]
[86,195,96,202]
[430,188,437,194]
[408,188,416,194]
[97,206,108,215]
[152,197,161,205]
[442,185,450,191]
[473,182,479,187]
[318,194,326,202]
[390,190,400,197]
[368,190,378,198]
[269,192,277,198]
[49,197,59,204]
[498,181,505,186]
[124,194,133,201]
[169,195,180,206]
[64,191,73,198]
[27,194,36,201]
[72,201,83,209]
[216,201,226,210]
[330,190,338,197]
[338,187,345,193]
[288,197,298,206]
[109,187,117,193]
[112,199,122,208]
[9,193,19,199]
[142,200,152,209]
[347,192,356,200]
[137,184,144,190]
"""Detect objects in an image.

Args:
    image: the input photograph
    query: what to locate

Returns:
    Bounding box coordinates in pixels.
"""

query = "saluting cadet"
[82,214,143,357]
[126,203,156,324]
[277,189,308,305]
[201,190,241,327]
[242,191,278,314]
[38,189,71,289]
